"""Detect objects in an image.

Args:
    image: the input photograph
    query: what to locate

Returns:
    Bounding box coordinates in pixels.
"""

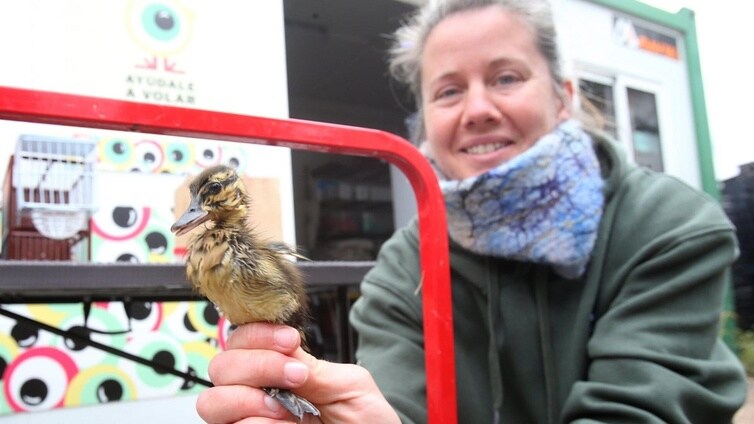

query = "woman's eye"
[495,73,520,86]
[435,87,460,101]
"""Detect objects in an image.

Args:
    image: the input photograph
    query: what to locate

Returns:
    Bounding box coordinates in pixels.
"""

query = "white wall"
[0,1,292,421]
[1,395,203,424]
[0,0,296,244]
[556,0,702,188]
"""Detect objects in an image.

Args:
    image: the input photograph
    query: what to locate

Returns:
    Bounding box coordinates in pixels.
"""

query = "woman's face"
[420,6,571,180]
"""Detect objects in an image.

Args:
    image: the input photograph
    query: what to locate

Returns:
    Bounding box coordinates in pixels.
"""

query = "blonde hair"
[389,0,569,140]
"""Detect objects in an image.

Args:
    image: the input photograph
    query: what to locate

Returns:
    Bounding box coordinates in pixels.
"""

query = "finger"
[234,416,323,424]
[226,323,301,354]
[196,385,289,423]
[234,419,314,424]
[296,360,371,399]
[290,357,382,407]
[208,349,310,389]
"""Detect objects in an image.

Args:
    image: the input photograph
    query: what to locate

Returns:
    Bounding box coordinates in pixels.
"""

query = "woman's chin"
[463,151,513,177]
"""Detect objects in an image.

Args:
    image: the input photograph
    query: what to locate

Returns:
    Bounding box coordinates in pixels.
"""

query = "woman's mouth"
[464,142,507,155]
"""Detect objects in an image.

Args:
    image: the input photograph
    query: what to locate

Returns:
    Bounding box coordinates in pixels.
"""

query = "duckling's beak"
[171,196,210,236]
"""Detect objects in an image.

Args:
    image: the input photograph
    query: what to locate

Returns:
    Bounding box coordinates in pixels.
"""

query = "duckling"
[170,164,319,420]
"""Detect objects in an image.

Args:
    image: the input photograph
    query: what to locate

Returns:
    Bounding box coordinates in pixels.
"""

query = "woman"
[196,1,747,422]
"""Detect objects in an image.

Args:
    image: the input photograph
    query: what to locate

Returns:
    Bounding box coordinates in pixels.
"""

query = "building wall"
[0,1,290,421]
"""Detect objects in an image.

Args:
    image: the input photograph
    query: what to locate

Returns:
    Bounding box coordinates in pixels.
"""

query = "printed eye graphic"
[141,4,181,42]
[121,332,188,397]
[53,307,128,369]
[66,365,136,405]
[161,142,194,173]
[219,145,248,174]
[4,348,78,412]
[126,301,164,333]
[91,205,150,242]
[132,140,165,173]
[145,230,169,255]
[98,138,135,171]
[127,0,194,56]
[194,142,221,169]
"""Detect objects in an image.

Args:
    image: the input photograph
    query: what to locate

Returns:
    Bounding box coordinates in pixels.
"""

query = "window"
[578,79,618,139]
[627,87,664,172]
[577,75,664,172]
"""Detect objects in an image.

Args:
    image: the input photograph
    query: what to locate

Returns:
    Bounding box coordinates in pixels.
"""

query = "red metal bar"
[0,86,457,423]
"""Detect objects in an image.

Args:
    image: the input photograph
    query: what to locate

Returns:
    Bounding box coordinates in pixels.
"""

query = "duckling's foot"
[264,387,320,420]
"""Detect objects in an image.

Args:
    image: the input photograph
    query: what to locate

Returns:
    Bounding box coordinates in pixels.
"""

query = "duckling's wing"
[264,388,320,419]
[266,241,309,261]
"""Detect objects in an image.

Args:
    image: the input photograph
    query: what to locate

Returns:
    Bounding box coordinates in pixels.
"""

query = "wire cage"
[2,135,98,260]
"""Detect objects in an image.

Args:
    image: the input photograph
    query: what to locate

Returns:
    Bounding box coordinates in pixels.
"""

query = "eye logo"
[126,0,194,73]
[142,4,181,42]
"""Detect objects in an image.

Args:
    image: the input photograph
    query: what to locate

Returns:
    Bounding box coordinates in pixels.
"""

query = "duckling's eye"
[206,182,222,195]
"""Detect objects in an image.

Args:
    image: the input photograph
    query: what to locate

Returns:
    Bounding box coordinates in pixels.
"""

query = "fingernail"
[274,327,298,349]
[284,362,308,385]
[264,394,283,413]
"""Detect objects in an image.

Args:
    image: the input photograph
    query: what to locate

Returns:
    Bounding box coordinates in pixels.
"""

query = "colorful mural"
[1,133,273,415]
[0,0,292,416]
[0,301,227,413]
[96,136,248,176]
[92,134,255,263]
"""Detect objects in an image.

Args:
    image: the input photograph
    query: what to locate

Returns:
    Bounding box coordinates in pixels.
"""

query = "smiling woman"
[195,1,748,423]
[418,6,571,180]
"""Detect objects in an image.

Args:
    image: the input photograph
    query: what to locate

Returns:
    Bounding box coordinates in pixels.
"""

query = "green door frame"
[588,0,716,197]
[587,0,738,350]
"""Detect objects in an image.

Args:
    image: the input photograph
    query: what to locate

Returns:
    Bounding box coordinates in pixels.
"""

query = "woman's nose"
[463,85,502,128]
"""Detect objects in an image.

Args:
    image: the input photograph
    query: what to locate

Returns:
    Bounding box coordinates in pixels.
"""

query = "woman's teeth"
[465,142,505,155]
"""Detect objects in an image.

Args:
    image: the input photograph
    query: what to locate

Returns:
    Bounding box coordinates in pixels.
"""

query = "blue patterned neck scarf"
[438,119,604,279]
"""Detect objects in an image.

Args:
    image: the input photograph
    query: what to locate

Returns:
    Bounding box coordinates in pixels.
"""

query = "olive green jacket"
[350,136,747,423]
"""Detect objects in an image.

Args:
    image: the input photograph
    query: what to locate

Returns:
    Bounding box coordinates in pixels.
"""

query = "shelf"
[318,199,393,208]
[0,260,374,303]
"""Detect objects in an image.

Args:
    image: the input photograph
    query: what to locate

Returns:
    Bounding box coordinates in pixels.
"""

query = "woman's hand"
[196,322,401,424]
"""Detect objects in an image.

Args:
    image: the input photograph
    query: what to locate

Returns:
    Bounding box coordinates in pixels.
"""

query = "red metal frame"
[0,86,457,423]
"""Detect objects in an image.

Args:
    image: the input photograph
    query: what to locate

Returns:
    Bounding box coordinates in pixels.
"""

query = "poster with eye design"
[0,0,291,417]
[0,130,284,414]
[0,0,295,245]
[0,301,222,413]
[0,0,290,116]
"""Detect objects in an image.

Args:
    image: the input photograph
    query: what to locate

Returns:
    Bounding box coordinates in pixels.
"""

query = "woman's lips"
[464,142,503,154]
[462,139,513,155]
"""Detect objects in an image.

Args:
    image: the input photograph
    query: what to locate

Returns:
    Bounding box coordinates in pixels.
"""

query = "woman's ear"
[557,79,575,120]
[563,79,574,101]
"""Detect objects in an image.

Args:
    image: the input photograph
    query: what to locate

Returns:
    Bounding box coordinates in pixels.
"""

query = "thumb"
[291,349,381,404]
